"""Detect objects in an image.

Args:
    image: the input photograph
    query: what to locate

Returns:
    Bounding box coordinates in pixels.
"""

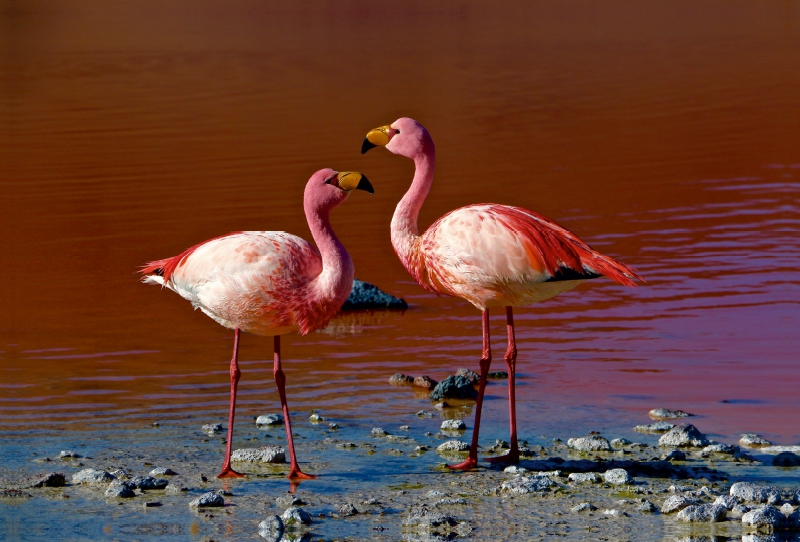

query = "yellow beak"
[336,171,374,194]
[361,125,393,154]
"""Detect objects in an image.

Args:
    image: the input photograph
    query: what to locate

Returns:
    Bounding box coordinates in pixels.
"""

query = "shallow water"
[2,1,800,540]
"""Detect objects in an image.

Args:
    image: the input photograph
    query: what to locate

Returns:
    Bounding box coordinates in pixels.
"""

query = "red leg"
[486,306,520,465]
[218,328,245,478]
[273,336,315,480]
[448,310,491,471]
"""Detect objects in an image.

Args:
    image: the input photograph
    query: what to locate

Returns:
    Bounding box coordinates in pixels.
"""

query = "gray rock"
[730,482,781,504]
[568,472,601,483]
[740,433,773,448]
[649,408,695,420]
[189,492,224,508]
[276,495,305,507]
[231,445,286,463]
[338,503,358,516]
[309,412,326,423]
[0,490,32,499]
[109,469,128,479]
[701,443,739,456]
[714,494,739,509]
[105,480,135,498]
[503,466,529,475]
[741,505,785,532]
[772,452,800,467]
[496,475,556,495]
[403,505,459,533]
[440,419,466,431]
[416,410,434,418]
[336,442,357,449]
[436,440,469,453]
[435,498,468,506]
[58,450,81,459]
[202,423,223,434]
[572,502,597,512]
[604,468,632,485]
[71,468,115,484]
[257,516,284,542]
[165,484,189,495]
[638,500,657,513]
[371,427,390,437]
[413,375,438,390]
[658,424,710,447]
[610,438,631,448]
[676,504,727,522]
[129,476,168,490]
[567,436,611,452]
[455,368,480,384]
[255,414,283,425]
[282,506,312,525]
[342,279,407,310]
[21,472,66,488]
[731,504,752,518]
[148,467,177,476]
[635,421,675,434]
[388,373,414,385]
[661,495,697,514]
[429,375,478,401]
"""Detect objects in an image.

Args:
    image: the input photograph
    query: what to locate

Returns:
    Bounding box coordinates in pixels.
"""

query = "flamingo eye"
[325,178,333,184]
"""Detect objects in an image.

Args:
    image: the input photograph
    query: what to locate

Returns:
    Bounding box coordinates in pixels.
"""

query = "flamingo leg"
[447,309,491,471]
[273,336,315,480]
[218,328,245,478]
[486,306,520,464]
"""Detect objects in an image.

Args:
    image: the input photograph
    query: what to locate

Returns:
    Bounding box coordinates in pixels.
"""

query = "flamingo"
[361,118,642,469]
[140,168,374,479]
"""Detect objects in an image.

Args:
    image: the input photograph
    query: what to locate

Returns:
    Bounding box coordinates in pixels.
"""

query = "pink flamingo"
[140,169,374,479]
[362,118,642,469]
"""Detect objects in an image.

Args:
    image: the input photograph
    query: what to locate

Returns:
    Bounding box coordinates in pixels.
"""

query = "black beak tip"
[357,175,375,194]
[361,137,377,154]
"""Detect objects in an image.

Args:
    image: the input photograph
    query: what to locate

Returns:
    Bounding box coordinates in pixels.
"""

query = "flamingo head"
[305,168,373,211]
[361,117,432,159]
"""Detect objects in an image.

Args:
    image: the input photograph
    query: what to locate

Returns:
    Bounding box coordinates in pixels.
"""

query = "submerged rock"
[662,450,687,462]
[455,368,480,384]
[658,424,710,447]
[739,434,773,448]
[430,375,478,400]
[58,450,81,459]
[231,445,286,463]
[635,421,675,434]
[567,436,611,452]
[677,504,727,523]
[388,373,414,385]
[413,376,437,390]
[649,408,695,420]
[258,516,284,542]
[282,506,312,525]
[730,482,780,504]
[201,423,223,434]
[342,279,407,310]
[403,505,459,533]
[190,492,225,508]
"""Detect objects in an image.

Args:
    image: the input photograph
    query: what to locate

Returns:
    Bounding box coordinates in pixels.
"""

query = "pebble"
[309,412,326,423]
[741,505,785,532]
[129,476,168,490]
[634,421,675,434]
[58,450,81,459]
[371,427,390,437]
[429,375,478,400]
[568,472,601,483]
[603,468,632,485]
[676,504,727,522]
[231,445,286,463]
[105,480,135,498]
[71,468,115,484]
[388,373,414,385]
[661,495,697,514]
[496,475,556,495]
[189,492,224,508]
[436,440,469,453]
[567,436,611,452]
[282,506,312,525]
[413,376,438,390]
[440,419,466,431]
[255,414,283,426]
[572,502,597,512]
[739,433,773,448]
[21,472,66,488]
[730,482,781,504]
[201,423,223,434]
[658,424,710,447]
[342,278,408,310]
[649,408,695,420]
[415,410,434,418]
[148,467,177,476]
[257,516,284,542]
[772,452,800,467]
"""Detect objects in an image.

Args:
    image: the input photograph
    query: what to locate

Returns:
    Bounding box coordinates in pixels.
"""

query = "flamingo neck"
[391,144,436,267]
[305,205,354,304]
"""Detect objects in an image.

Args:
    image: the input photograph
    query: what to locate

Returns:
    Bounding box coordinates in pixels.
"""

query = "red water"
[2,1,800,445]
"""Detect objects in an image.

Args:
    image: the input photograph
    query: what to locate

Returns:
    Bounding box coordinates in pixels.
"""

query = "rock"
[638,500,657,513]
[231,445,286,463]
[403,505,459,533]
[487,371,508,379]
[165,484,189,495]
[416,410,434,418]
[658,424,710,447]
[58,450,81,459]
[634,421,675,434]
[436,440,469,453]
[567,436,611,452]
[189,492,224,508]
[568,472,601,483]
[309,412,326,423]
[740,434,773,448]
[435,498,468,506]
[701,443,739,456]
[202,423,223,434]
[661,495,697,514]
[328,422,339,429]
[338,503,358,516]
[787,509,800,528]
[388,373,414,385]
[730,504,751,518]
[282,506,312,525]
[148,467,177,476]
[276,495,305,507]
[110,469,128,479]
[603,509,625,517]
[429,375,478,401]
[677,504,727,522]
[105,480,135,498]
[663,450,687,461]
[604,468,632,485]
[741,505,785,532]
[371,427,390,437]
[258,516,284,541]
[730,482,781,504]
[255,414,283,425]
[503,466,529,475]
[342,279,407,310]
[440,419,466,431]
[669,484,691,492]
[398,425,410,431]
[610,438,631,448]
[714,494,739,509]
[0,490,32,499]
[413,376,438,390]
[129,476,168,490]
[71,468,115,484]
[780,503,795,515]
[772,452,800,467]
[572,502,597,512]
[496,475,556,495]
[336,442,357,449]
[649,408,695,420]
[455,368,480,384]
[21,472,66,488]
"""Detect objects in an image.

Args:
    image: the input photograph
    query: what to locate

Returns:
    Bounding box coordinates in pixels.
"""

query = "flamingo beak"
[337,171,374,194]
[361,125,393,154]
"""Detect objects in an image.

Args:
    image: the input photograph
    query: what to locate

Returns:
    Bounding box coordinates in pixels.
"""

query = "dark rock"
[663,450,687,461]
[413,375,437,390]
[403,505,459,532]
[772,452,800,467]
[388,373,414,386]
[430,375,478,400]
[105,480,136,498]
[455,368,479,384]
[487,371,508,379]
[342,279,407,310]
[22,472,66,488]
[129,476,168,490]
[0,490,33,499]
[338,503,358,516]
[202,423,223,434]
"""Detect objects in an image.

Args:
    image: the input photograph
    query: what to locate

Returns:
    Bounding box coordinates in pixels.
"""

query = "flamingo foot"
[217,466,245,479]
[485,451,520,465]
[446,457,479,471]
[287,468,316,480]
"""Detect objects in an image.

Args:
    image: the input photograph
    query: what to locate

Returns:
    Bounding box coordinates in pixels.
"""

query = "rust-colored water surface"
[2,0,800,453]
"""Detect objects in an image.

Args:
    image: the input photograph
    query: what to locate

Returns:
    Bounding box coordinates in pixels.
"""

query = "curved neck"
[391,143,436,263]
[305,204,354,302]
